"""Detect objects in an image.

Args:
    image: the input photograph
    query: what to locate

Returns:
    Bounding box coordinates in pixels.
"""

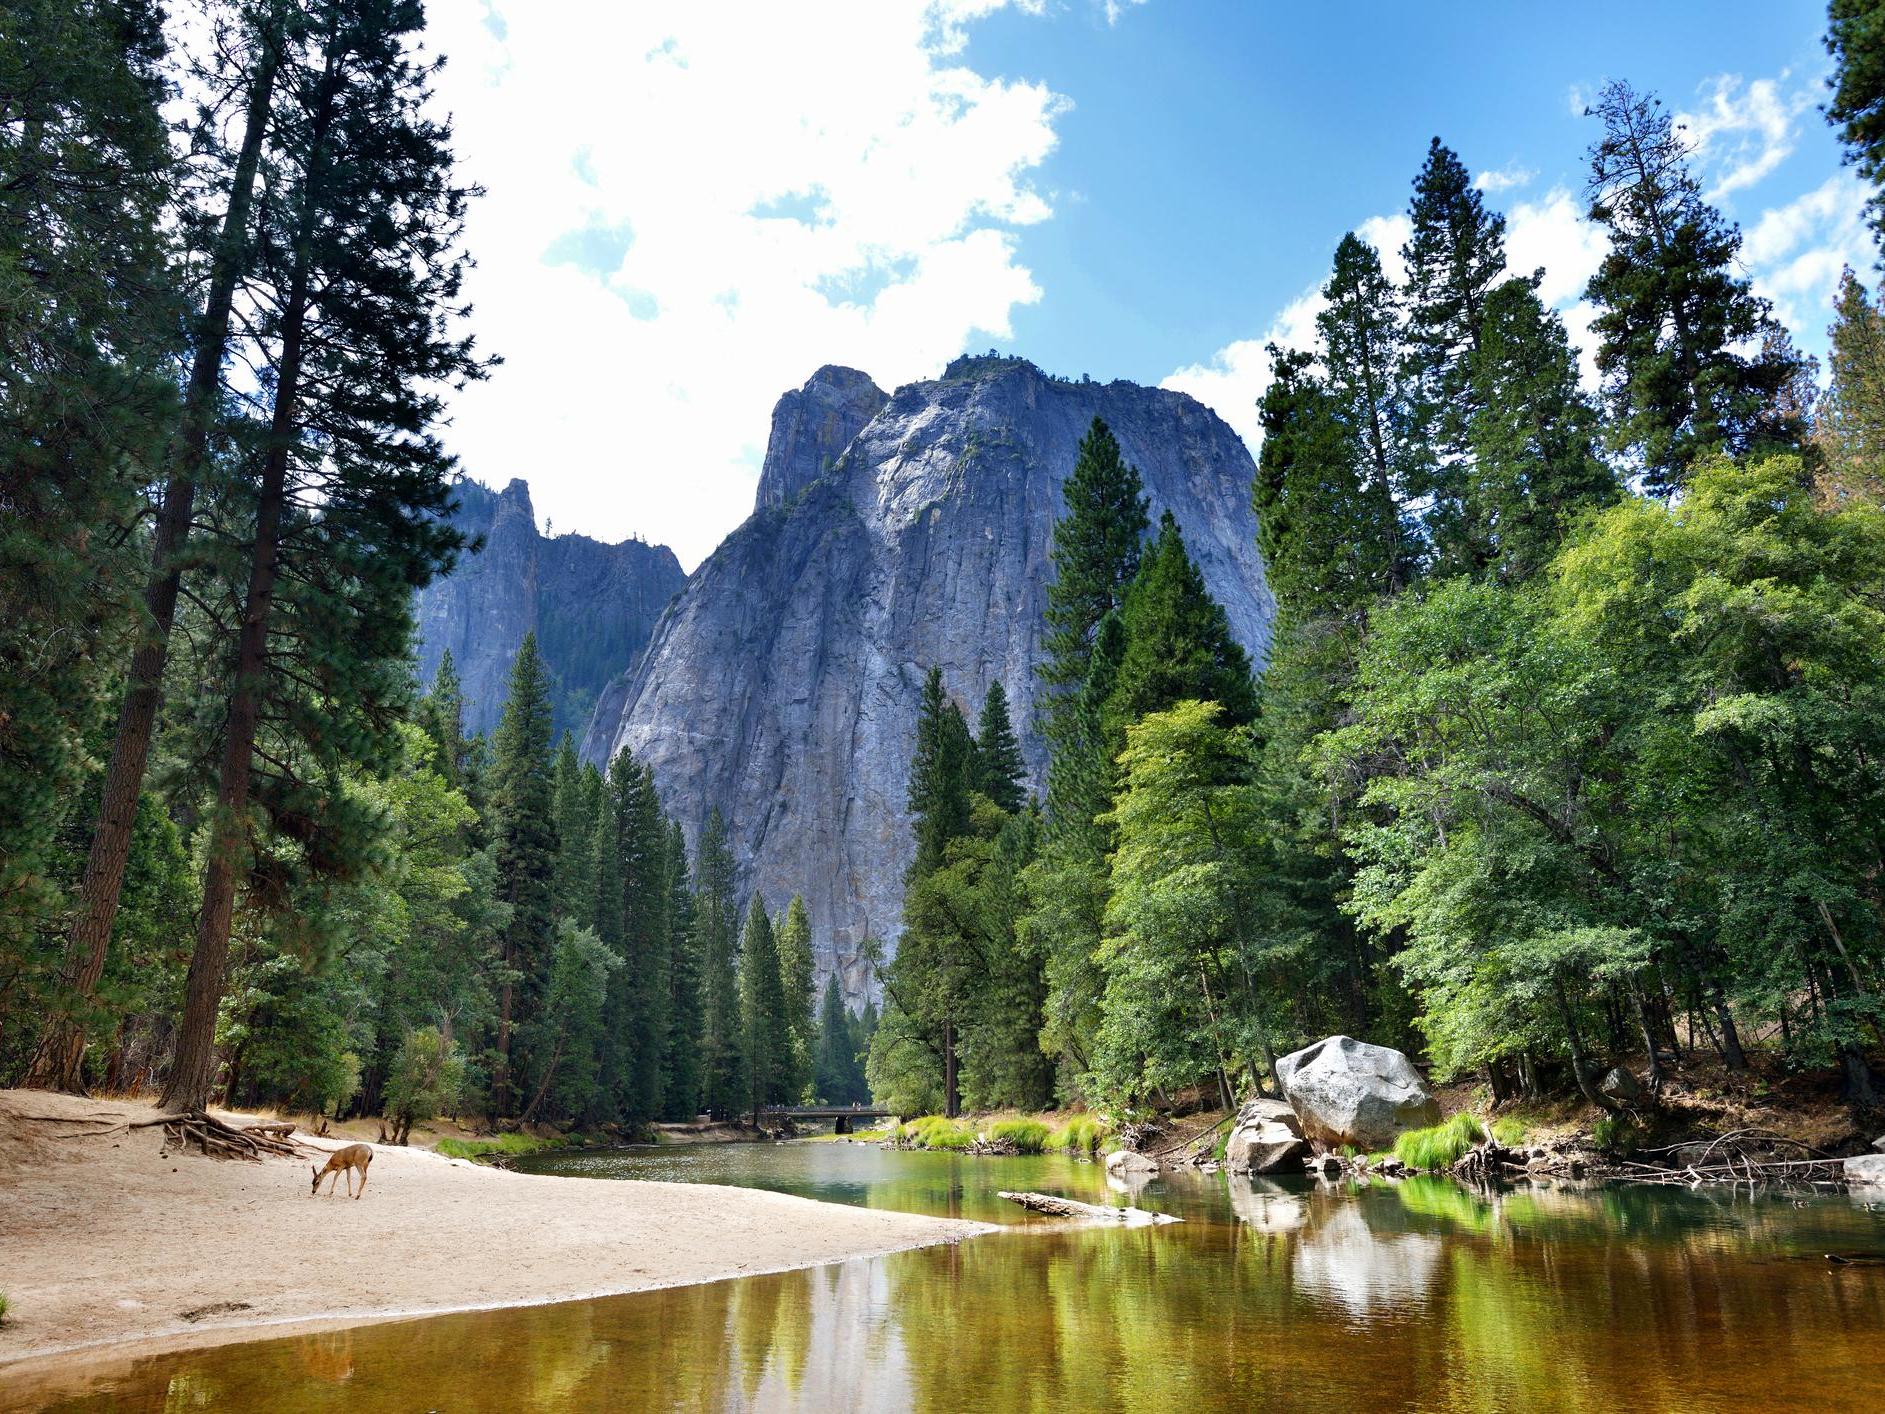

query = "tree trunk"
[23,23,283,1094]
[492,971,515,1115]
[943,1018,959,1119]
[160,50,338,1114]
[1710,984,1748,1072]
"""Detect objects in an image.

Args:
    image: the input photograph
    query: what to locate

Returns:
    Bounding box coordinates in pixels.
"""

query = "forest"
[4,0,1884,1139]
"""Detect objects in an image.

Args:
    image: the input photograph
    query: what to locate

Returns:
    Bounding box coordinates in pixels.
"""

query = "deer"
[310,1143,373,1199]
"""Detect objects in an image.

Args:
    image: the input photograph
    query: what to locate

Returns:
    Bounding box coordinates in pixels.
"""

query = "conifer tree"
[485,634,558,1115]
[550,736,595,927]
[662,820,704,1119]
[611,754,668,1124]
[813,974,864,1104]
[1817,267,1885,504]
[1318,233,1414,589]
[1106,512,1257,731]
[694,808,744,1119]
[1467,277,1619,580]
[970,682,1027,813]
[1826,1,1885,250]
[1583,80,1800,492]
[774,896,817,1100]
[907,668,974,880]
[738,896,791,1121]
[1401,138,1509,571]
[159,0,486,1113]
[1254,345,1397,620]
[21,0,279,1092]
[1039,417,1150,737]
[420,651,468,786]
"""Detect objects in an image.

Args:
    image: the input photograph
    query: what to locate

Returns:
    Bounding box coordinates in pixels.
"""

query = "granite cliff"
[584,356,1273,1002]
[415,478,687,739]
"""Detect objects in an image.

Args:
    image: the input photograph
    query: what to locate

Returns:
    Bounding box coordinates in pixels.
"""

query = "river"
[10,1140,1885,1410]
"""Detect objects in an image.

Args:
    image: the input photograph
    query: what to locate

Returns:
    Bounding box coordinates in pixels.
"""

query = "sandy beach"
[0,1090,987,1376]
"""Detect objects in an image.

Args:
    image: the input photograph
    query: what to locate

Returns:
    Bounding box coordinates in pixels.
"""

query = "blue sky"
[423,1,1865,568]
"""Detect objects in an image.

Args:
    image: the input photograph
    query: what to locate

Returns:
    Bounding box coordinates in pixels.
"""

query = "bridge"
[759,1106,895,1134]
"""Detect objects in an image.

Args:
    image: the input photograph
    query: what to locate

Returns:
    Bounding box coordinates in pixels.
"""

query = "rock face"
[415,478,687,739]
[1275,1036,1441,1152]
[1225,1097,1308,1175]
[585,355,1274,1001]
[756,366,887,511]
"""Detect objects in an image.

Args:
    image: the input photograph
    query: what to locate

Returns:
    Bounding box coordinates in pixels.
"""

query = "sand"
[0,1090,987,1374]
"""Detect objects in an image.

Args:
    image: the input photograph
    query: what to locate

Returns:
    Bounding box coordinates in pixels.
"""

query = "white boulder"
[1276,1035,1441,1152]
[1225,1097,1308,1174]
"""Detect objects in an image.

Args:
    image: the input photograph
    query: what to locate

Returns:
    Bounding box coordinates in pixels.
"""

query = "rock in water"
[1105,1148,1159,1179]
[1225,1097,1308,1175]
[1275,1036,1441,1153]
[416,478,686,738]
[586,355,1274,1002]
[1846,1154,1885,1187]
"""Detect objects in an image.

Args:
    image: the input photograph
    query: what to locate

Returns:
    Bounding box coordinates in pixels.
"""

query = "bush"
[383,1026,464,1146]
[1590,1114,1640,1155]
[1393,1112,1487,1170]
[1046,1114,1112,1155]
[1490,1116,1528,1148]
[989,1118,1050,1154]
[0,1292,8,1324]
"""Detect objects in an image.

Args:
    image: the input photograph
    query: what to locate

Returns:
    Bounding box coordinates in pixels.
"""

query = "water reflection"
[6,1149,1884,1413]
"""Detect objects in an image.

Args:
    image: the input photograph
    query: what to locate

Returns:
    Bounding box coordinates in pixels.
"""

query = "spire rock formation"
[415,478,687,738]
[583,355,1274,1003]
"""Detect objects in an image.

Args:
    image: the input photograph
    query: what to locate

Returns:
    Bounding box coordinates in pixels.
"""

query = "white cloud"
[1160,285,1320,450]
[425,0,1067,569]
[1676,73,1814,201]
[1474,164,1537,194]
[1742,172,1873,337]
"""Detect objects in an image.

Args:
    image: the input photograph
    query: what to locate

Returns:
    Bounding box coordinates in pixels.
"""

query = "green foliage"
[695,809,744,1120]
[775,896,817,1101]
[813,973,870,1105]
[738,895,793,1118]
[1582,81,1801,491]
[1046,1114,1113,1154]
[989,1118,1050,1153]
[1590,1114,1641,1156]
[971,681,1028,814]
[903,1115,976,1150]
[435,1132,559,1163]
[383,1027,465,1144]
[1817,269,1885,506]
[1826,1,1885,251]
[1393,1113,1487,1170]
[1490,1117,1528,1148]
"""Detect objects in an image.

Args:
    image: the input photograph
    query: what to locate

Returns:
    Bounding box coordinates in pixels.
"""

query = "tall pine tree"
[738,896,792,1122]
[662,820,704,1119]
[970,682,1027,812]
[774,896,817,1102]
[694,808,744,1119]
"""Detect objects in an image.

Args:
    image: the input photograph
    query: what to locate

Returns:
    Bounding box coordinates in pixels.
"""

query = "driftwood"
[30,1108,304,1161]
[999,1190,1181,1225]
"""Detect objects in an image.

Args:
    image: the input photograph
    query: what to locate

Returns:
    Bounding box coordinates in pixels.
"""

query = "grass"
[1590,1114,1642,1155]
[1046,1114,1112,1155]
[1490,1116,1528,1148]
[1393,1112,1488,1171]
[0,1292,8,1325]
[988,1118,1050,1154]
[901,1115,976,1150]
[435,1133,562,1163]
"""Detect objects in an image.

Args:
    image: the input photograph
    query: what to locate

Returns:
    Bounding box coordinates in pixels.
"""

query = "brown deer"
[310,1144,373,1199]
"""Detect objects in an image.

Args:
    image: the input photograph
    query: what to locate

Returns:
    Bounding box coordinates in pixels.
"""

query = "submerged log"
[998,1191,1181,1225]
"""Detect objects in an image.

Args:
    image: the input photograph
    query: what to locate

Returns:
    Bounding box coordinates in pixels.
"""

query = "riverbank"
[0,1090,991,1372]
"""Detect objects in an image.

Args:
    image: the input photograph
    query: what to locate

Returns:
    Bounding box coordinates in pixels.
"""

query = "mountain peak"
[755,365,888,511]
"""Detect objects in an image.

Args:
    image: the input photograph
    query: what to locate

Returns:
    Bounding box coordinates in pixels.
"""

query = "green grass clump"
[435,1133,559,1162]
[989,1118,1050,1153]
[1046,1114,1112,1155]
[1393,1112,1488,1171]
[1490,1117,1528,1148]
[0,1292,9,1325]
[903,1115,976,1149]
[1590,1114,1641,1155]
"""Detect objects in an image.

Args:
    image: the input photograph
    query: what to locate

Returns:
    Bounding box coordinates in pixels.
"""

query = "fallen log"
[998,1191,1180,1225]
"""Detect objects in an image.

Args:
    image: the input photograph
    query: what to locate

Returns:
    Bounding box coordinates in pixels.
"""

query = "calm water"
[7,1142,1885,1412]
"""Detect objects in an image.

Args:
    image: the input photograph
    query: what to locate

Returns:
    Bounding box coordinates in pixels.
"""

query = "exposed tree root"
[26,1108,305,1161]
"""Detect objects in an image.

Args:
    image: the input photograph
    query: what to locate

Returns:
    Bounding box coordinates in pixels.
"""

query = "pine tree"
[421,651,468,786]
[907,668,974,880]
[159,0,487,1113]
[1818,267,1885,505]
[550,736,595,927]
[1467,277,1618,581]
[1583,80,1801,492]
[774,896,817,1101]
[1318,234,1414,589]
[1039,416,1150,737]
[611,753,668,1124]
[694,808,744,1119]
[1827,1,1885,251]
[486,634,558,1115]
[738,896,791,1121]
[1401,138,1509,571]
[662,820,704,1119]
[812,974,868,1104]
[1254,345,1397,620]
[1106,512,1257,731]
[970,681,1027,813]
